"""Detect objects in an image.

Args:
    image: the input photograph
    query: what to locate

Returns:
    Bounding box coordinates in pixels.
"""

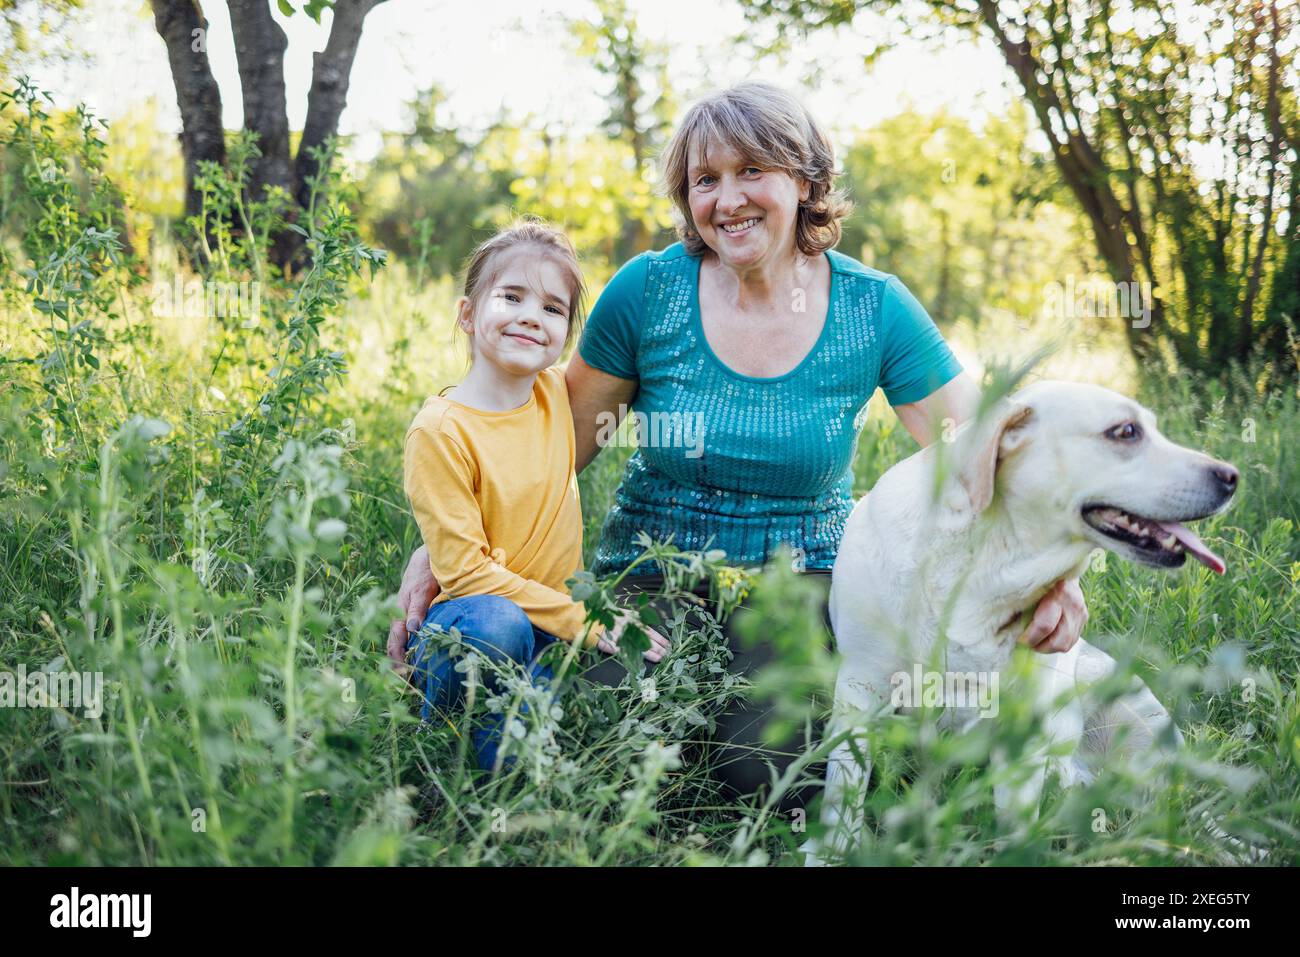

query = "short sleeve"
[877,275,964,406]
[577,253,650,380]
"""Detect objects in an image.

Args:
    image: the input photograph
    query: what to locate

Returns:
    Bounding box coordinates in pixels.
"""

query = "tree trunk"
[152,0,381,273]
[1240,0,1284,356]
[975,0,1162,359]
[149,0,225,221]
[228,0,295,265]
[295,0,388,212]
[1263,154,1300,370]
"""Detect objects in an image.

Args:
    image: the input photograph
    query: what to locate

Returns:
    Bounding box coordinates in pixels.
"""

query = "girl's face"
[686,134,809,271]
[459,249,572,377]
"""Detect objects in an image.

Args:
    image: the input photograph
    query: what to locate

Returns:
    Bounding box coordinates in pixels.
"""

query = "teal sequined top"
[578,242,963,576]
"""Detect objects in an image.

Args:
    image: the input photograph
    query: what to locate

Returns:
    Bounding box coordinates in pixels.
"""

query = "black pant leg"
[708,572,832,812]
[579,570,833,812]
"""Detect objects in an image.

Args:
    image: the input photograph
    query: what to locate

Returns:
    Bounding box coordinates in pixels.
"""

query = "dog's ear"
[955,401,1034,513]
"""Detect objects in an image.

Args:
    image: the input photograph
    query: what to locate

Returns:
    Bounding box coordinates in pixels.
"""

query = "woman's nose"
[719,182,747,214]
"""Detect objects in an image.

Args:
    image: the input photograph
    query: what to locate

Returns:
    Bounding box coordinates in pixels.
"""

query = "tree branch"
[294,0,388,211]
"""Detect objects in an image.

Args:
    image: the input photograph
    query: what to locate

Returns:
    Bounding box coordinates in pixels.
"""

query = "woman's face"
[686,135,809,272]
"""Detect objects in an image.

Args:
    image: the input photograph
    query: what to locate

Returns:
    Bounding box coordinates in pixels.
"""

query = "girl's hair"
[658,81,853,257]
[459,215,588,351]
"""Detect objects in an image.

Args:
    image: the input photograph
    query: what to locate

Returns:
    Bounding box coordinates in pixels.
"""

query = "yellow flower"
[715,566,752,601]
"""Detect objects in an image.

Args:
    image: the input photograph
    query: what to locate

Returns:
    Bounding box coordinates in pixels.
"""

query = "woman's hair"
[458,215,588,352]
[658,81,853,257]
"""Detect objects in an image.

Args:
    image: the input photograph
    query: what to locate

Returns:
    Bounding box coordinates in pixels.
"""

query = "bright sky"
[43,0,1016,158]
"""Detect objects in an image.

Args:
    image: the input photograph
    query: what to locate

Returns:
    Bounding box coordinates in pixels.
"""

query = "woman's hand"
[596,611,672,663]
[1019,577,1088,654]
[387,545,441,675]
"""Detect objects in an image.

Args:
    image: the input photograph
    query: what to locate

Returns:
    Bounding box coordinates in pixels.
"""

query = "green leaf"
[304,0,333,23]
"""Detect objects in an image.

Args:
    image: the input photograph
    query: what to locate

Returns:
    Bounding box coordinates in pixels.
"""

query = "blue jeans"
[407,594,560,772]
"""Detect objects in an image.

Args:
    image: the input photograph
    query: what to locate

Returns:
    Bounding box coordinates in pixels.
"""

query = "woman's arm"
[893,371,981,446]
[566,353,638,474]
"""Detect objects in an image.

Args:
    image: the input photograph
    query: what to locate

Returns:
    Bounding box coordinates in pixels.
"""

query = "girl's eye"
[545,305,564,315]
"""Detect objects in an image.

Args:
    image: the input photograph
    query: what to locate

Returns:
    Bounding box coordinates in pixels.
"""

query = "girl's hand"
[597,611,671,663]
[387,544,442,675]
[1019,578,1088,655]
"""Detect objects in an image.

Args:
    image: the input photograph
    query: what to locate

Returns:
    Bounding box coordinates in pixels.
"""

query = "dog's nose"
[1211,462,1239,496]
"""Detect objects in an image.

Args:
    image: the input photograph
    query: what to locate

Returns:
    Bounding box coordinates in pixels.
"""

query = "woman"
[388,81,1087,795]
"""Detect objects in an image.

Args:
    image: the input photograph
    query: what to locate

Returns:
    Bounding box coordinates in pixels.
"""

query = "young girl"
[403,218,669,772]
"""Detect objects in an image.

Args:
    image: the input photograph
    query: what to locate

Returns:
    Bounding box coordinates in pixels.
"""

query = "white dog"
[810,381,1239,864]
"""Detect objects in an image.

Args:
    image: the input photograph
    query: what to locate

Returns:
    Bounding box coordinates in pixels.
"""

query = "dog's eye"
[1105,422,1142,442]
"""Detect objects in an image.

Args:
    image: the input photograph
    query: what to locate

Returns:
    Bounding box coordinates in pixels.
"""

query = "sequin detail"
[591,244,890,576]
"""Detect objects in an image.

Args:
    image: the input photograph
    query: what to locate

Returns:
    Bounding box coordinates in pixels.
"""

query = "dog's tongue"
[1156,520,1225,575]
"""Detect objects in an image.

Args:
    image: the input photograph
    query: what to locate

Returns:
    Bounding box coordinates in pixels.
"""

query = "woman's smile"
[719,217,762,236]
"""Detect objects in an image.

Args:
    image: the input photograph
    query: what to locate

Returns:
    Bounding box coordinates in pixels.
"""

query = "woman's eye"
[696,175,715,187]
[1105,422,1141,442]
[743,166,762,175]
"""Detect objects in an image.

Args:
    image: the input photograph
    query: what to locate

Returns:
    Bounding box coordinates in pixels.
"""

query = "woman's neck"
[448,360,538,412]
[708,246,814,310]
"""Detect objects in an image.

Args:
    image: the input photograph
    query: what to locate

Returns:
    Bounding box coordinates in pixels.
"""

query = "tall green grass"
[1,82,1296,865]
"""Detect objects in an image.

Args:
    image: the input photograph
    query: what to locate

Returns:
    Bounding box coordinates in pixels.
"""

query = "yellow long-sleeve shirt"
[403,365,600,646]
